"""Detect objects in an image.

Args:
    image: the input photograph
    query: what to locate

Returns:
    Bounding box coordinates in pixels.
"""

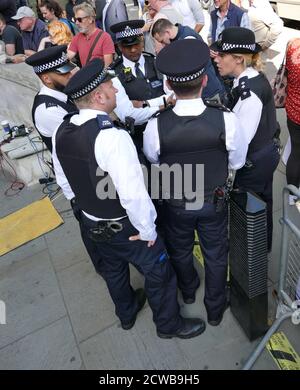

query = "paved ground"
[0,10,299,370]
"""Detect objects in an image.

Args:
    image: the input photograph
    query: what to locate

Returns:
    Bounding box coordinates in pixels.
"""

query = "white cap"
[11,6,35,20]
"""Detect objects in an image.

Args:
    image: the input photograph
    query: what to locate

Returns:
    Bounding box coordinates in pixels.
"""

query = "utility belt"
[81,213,128,243]
[71,199,128,243]
[165,185,232,213]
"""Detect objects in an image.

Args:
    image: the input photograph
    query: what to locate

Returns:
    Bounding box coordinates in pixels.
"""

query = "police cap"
[110,19,145,46]
[156,40,210,83]
[210,27,262,54]
[25,45,76,74]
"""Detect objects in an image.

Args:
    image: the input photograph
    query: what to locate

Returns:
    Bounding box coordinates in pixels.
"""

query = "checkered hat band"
[33,52,68,74]
[167,68,205,83]
[221,42,256,51]
[116,28,142,40]
[70,69,107,100]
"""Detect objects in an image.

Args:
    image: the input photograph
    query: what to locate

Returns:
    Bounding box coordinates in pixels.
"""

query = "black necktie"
[135,62,145,79]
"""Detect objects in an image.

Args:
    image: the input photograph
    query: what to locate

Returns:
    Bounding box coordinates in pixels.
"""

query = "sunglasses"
[74,15,89,23]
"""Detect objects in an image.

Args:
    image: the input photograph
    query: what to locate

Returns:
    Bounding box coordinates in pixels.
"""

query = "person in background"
[150,0,183,25]
[213,27,280,251]
[285,38,300,201]
[95,0,106,28]
[171,0,205,33]
[101,0,129,42]
[152,18,225,101]
[0,12,24,55]
[66,0,84,21]
[11,6,49,57]
[208,0,251,46]
[16,0,28,9]
[237,0,283,53]
[38,20,73,50]
[67,2,115,67]
[142,0,156,55]
[0,0,18,28]
[39,0,78,35]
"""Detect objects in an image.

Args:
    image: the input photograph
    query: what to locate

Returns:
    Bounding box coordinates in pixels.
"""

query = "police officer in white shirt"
[53,58,206,338]
[144,39,247,326]
[26,45,106,277]
[212,27,280,251]
[110,20,171,154]
[26,45,78,152]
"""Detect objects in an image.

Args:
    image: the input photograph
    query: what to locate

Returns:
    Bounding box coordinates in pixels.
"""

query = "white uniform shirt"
[34,85,69,138]
[143,98,247,170]
[112,77,158,124]
[53,109,157,241]
[232,67,263,146]
[121,54,171,108]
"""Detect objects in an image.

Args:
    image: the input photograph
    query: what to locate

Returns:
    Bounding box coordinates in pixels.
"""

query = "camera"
[11,124,30,137]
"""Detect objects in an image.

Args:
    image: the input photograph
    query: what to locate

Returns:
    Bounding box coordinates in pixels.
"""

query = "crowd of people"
[1,0,300,338]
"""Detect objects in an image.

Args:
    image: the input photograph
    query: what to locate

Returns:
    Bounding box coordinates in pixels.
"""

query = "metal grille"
[230,192,268,298]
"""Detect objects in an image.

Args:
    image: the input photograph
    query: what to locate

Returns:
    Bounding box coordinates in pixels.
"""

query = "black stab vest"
[115,53,164,101]
[158,107,228,201]
[229,73,277,154]
[32,94,77,153]
[55,116,126,219]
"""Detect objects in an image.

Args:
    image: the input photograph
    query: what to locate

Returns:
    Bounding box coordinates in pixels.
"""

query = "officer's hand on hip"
[129,234,156,247]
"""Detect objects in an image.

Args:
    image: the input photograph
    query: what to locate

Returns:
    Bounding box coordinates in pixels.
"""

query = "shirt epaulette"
[46,101,58,108]
[238,76,251,100]
[63,110,79,121]
[204,99,231,112]
[97,114,114,130]
[142,51,156,59]
[152,104,174,118]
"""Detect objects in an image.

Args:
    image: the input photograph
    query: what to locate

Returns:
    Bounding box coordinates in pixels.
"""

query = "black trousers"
[79,214,182,333]
[234,142,280,252]
[70,199,105,276]
[287,117,300,188]
[164,202,229,321]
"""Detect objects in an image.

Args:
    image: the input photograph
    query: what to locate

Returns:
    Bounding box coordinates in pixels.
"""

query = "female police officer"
[212,27,280,252]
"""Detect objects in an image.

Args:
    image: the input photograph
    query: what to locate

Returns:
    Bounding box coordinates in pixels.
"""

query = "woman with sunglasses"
[212,27,280,252]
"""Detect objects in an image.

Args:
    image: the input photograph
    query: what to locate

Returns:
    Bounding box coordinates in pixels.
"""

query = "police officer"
[26,45,77,152]
[212,27,280,251]
[26,45,105,278]
[144,39,248,326]
[54,58,206,338]
[110,20,169,153]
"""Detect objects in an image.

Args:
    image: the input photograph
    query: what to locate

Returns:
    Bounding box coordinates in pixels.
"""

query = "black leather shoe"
[157,318,206,339]
[207,301,230,327]
[121,288,147,330]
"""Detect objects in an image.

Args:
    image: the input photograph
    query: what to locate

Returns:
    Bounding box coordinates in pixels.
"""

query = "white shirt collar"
[173,98,206,116]
[39,85,68,103]
[233,67,259,88]
[122,54,145,72]
[70,109,108,125]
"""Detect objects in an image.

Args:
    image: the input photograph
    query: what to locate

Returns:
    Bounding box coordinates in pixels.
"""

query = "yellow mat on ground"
[0,197,63,256]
